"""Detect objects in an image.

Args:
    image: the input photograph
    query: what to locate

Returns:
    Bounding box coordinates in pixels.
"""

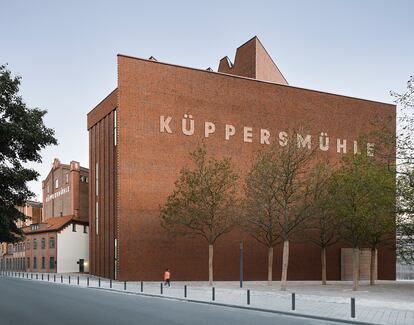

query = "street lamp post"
[240,241,244,288]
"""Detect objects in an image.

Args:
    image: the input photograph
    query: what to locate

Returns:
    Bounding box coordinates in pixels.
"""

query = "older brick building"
[23,216,89,273]
[0,200,42,271]
[87,37,396,281]
[1,159,90,273]
[42,158,89,221]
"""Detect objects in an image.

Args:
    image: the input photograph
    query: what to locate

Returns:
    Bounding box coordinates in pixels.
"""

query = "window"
[33,239,37,250]
[49,237,55,249]
[41,257,45,269]
[47,185,50,193]
[33,257,37,269]
[27,239,31,250]
[83,225,88,234]
[65,173,69,183]
[27,257,30,269]
[31,224,39,231]
[72,224,76,232]
[114,110,117,146]
[95,202,99,235]
[49,256,55,269]
[95,162,99,195]
[55,178,59,189]
[41,238,45,249]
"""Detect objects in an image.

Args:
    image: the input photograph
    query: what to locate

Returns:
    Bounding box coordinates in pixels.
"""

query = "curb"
[2,275,379,325]
[89,286,378,325]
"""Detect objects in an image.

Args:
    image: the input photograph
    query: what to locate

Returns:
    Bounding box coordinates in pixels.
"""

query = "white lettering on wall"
[225,124,236,140]
[158,115,376,156]
[337,138,347,154]
[160,116,172,133]
[243,127,253,143]
[46,186,70,203]
[204,122,216,138]
[297,134,311,149]
[260,129,270,145]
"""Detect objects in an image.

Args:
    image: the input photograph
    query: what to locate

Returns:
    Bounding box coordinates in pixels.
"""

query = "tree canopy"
[0,64,57,242]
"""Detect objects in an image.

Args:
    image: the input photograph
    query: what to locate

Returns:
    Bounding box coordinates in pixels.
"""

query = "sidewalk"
[3,272,414,325]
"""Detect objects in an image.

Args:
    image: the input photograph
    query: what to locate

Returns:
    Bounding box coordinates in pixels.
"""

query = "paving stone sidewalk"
[3,272,414,325]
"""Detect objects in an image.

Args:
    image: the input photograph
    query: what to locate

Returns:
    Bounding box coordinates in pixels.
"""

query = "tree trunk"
[352,247,360,291]
[267,247,273,286]
[280,240,289,291]
[370,247,377,285]
[321,246,327,285]
[208,244,213,286]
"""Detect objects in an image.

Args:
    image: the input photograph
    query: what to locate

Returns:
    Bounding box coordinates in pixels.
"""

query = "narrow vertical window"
[114,110,117,146]
[95,162,99,196]
[95,202,99,235]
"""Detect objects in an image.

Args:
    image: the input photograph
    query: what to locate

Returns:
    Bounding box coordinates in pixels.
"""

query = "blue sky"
[1,0,413,199]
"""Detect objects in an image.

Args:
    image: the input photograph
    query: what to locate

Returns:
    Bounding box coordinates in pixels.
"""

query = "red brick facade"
[42,158,89,221]
[88,37,396,281]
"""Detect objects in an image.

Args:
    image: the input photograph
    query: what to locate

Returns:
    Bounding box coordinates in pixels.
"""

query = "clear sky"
[1,0,413,200]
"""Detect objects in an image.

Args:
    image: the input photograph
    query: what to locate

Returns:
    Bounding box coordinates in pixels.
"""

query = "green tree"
[396,168,414,264]
[243,130,314,290]
[305,160,339,285]
[363,161,395,285]
[0,64,57,242]
[372,76,414,264]
[392,76,414,264]
[160,145,240,285]
[243,147,281,286]
[330,153,394,290]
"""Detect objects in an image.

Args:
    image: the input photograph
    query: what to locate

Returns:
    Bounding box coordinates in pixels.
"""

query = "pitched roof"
[22,215,88,234]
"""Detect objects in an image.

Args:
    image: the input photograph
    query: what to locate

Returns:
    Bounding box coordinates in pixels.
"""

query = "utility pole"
[240,241,244,288]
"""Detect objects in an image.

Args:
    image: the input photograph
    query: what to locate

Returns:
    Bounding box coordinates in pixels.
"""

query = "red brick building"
[1,159,90,273]
[42,158,89,221]
[0,201,42,271]
[23,216,89,273]
[87,37,396,281]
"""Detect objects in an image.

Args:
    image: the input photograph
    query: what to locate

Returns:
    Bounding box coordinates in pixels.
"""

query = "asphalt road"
[0,277,345,325]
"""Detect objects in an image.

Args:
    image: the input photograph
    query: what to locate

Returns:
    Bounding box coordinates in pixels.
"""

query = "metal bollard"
[99,277,101,287]
[292,293,296,311]
[42,274,44,280]
[160,282,163,295]
[69,276,71,284]
[48,274,49,281]
[87,277,89,286]
[247,289,250,305]
[54,274,56,282]
[31,273,33,280]
[140,281,143,292]
[212,287,215,301]
[184,285,187,298]
[61,275,63,283]
[351,298,355,318]
[36,274,38,280]
[77,276,79,285]
[26,273,28,279]
[110,279,112,288]
[124,281,126,290]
